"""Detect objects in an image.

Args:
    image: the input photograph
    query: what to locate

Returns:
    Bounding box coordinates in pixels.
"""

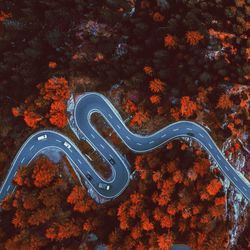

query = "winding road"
[0,92,249,202]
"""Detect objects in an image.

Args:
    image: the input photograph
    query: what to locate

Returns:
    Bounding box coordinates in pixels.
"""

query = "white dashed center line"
[100,144,105,149]
[77,159,82,164]
[173,128,179,131]
[117,125,121,129]
[29,145,34,151]
[21,157,25,163]
[186,128,192,131]
[199,133,204,138]
[224,165,229,171]
[56,139,62,143]
[243,187,247,192]
[136,142,142,146]
[217,155,221,160]
[126,136,131,140]
[108,114,113,119]
[91,134,95,139]
[233,176,238,182]
[7,185,11,191]
[161,134,167,138]
[149,141,154,144]
[208,143,213,149]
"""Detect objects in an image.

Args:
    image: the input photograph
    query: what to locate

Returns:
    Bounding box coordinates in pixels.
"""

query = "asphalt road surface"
[0,92,249,202]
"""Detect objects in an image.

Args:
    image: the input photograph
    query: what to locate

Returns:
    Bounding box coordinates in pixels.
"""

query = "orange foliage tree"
[149,78,166,93]
[180,96,198,118]
[186,31,204,45]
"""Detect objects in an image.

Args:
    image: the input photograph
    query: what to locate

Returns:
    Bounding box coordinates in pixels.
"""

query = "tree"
[150,95,161,104]
[149,79,166,93]
[206,179,222,196]
[217,94,233,109]
[45,219,81,241]
[67,185,96,213]
[23,111,42,129]
[32,157,58,188]
[180,96,198,118]
[130,111,149,127]
[185,31,204,45]
[164,34,177,48]
[157,232,174,250]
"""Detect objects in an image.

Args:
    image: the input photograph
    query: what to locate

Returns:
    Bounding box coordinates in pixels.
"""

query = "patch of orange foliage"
[164,34,177,48]
[48,61,57,69]
[150,95,161,104]
[143,66,153,75]
[123,99,137,113]
[130,111,149,127]
[0,11,12,22]
[217,94,233,109]
[180,96,198,118]
[152,12,165,22]
[206,179,222,196]
[149,79,166,93]
[23,111,41,128]
[11,107,20,117]
[186,31,204,45]
[32,157,58,187]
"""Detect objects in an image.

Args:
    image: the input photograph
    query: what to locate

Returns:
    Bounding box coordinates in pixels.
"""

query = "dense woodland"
[0,0,249,249]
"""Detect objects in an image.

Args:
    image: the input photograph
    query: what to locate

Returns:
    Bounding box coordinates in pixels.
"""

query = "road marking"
[149,141,154,144]
[68,148,72,153]
[21,157,25,163]
[29,145,34,151]
[136,142,142,146]
[173,128,179,131]
[117,125,121,129]
[109,154,113,158]
[217,155,221,160]
[14,171,17,177]
[77,159,82,164]
[108,114,113,119]
[199,133,204,138]
[7,185,11,191]
[161,134,167,138]
[126,135,131,140]
[233,176,238,182]
[208,143,213,149]
[224,165,229,171]
[91,133,95,139]
[100,144,105,149]
[186,128,192,131]
[56,139,62,143]
[243,187,247,192]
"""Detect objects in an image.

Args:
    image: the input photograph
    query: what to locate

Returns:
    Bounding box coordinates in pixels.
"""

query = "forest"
[0,0,249,249]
